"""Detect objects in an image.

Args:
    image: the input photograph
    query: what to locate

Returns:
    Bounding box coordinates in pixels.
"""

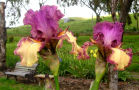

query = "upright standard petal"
[14,37,42,66]
[23,5,64,42]
[107,48,132,70]
[93,22,123,47]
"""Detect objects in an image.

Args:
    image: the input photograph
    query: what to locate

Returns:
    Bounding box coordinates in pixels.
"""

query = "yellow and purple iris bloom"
[14,5,65,67]
[14,5,67,90]
[92,21,132,70]
[89,21,132,90]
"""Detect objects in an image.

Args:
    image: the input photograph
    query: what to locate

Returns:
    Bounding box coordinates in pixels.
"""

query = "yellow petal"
[59,31,81,55]
[15,37,42,66]
[58,30,92,59]
[93,53,97,58]
[90,50,94,53]
[108,48,132,70]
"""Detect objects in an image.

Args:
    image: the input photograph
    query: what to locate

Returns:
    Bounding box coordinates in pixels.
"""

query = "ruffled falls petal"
[57,30,93,59]
[79,41,93,59]
[107,48,132,70]
[23,5,64,42]
[14,37,42,66]
[60,31,81,55]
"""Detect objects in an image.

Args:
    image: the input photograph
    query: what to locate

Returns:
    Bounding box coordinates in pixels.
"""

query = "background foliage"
[6,16,139,80]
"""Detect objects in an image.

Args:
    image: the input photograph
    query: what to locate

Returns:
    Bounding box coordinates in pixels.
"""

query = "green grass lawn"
[0,77,43,90]
[6,35,139,78]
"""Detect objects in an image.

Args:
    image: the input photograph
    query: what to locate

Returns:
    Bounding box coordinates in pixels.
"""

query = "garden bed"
[0,72,139,90]
[59,77,139,90]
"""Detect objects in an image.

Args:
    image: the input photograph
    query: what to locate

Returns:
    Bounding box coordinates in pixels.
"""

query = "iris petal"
[23,5,64,42]
[14,37,42,66]
[107,48,132,70]
[57,31,93,59]
[93,22,123,47]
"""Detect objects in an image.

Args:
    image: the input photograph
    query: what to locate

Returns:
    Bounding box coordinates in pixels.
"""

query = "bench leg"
[14,76,17,81]
[33,78,37,83]
[6,75,9,79]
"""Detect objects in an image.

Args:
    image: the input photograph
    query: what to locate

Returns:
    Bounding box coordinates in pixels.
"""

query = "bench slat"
[14,69,30,72]
[5,71,30,77]
[15,65,37,68]
[15,67,36,70]
[5,61,38,78]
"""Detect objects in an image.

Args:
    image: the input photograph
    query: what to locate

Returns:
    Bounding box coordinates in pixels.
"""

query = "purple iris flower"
[14,5,65,66]
[23,5,64,42]
[93,21,123,47]
[92,21,132,70]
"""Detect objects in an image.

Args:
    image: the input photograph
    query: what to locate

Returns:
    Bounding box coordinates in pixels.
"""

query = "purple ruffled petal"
[93,21,123,47]
[78,41,93,59]
[23,5,64,42]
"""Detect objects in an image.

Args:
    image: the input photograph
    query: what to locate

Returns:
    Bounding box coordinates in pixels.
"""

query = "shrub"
[132,27,137,31]
[118,71,130,81]
[8,36,14,43]
[75,33,79,37]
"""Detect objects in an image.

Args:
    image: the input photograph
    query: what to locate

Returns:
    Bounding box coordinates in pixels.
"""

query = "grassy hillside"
[7,14,138,37]
[59,14,138,34]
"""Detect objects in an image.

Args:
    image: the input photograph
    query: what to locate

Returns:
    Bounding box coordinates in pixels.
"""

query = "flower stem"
[90,80,100,90]
[90,51,106,90]
[90,68,106,90]
[54,75,60,90]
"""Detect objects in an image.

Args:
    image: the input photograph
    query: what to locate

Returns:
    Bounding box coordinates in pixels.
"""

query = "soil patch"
[59,77,139,90]
[1,72,139,90]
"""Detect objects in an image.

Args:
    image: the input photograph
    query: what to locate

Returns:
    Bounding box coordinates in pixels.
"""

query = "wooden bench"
[5,62,38,82]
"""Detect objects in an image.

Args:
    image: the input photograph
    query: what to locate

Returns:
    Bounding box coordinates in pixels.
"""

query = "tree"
[108,0,118,22]
[80,0,105,23]
[131,0,139,29]
[39,0,47,8]
[103,0,134,28]
[0,2,6,71]
[57,0,105,23]
[108,1,134,90]
[107,1,118,89]
[119,0,134,28]
[5,0,30,25]
[5,0,47,26]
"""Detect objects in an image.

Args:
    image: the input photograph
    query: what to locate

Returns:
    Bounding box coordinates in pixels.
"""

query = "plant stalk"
[54,75,60,90]
[90,51,106,90]
[90,66,106,90]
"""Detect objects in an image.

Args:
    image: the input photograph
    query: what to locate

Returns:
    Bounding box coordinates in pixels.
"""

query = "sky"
[0,0,107,27]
